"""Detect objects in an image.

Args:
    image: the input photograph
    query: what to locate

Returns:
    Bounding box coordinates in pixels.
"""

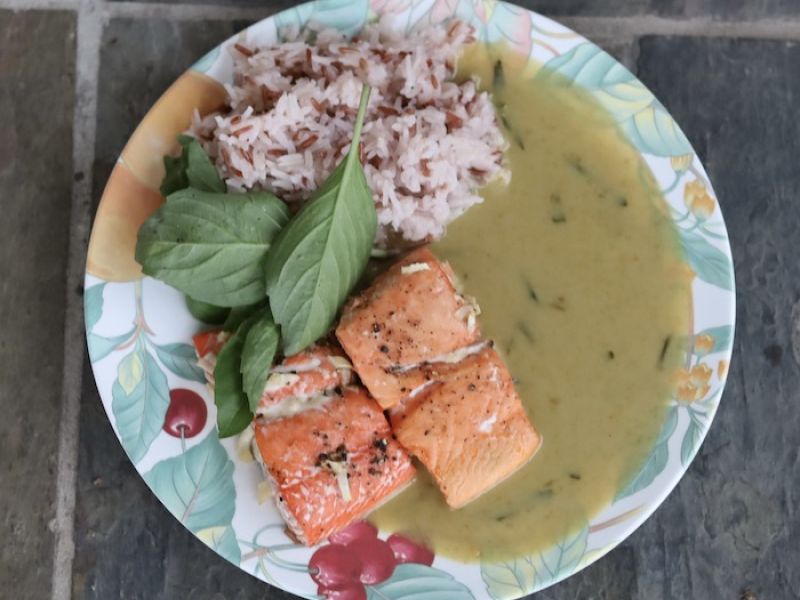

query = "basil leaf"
[160,152,189,197]
[223,300,269,332]
[160,135,225,197]
[185,296,230,325]
[241,311,280,413]
[214,311,263,437]
[265,85,377,355]
[136,188,290,307]
[184,136,226,193]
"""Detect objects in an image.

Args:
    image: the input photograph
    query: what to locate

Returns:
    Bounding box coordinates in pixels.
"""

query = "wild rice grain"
[234,43,254,57]
[191,20,507,244]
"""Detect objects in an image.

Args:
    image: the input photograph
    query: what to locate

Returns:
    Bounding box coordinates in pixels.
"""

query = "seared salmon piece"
[389,345,541,509]
[192,332,352,415]
[256,343,353,419]
[193,329,230,358]
[254,387,416,545]
[336,247,480,408]
[192,330,231,390]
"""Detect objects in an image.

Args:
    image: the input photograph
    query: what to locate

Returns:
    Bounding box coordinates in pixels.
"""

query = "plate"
[84,2,735,598]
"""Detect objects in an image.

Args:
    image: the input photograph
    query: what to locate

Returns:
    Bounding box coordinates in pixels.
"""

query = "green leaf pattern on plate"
[197,525,241,564]
[144,432,241,564]
[111,342,171,464]
[679,228,735,291]
[154,342,207,383]
[84,282,106,331]
[367,564,475,599]
[616,405,679,500]
[539,43,693,157]
[481,526,588,600]
[88,329,135,363]
[481,557,535,599]
[276,0,370,38]
[680,416,704,467]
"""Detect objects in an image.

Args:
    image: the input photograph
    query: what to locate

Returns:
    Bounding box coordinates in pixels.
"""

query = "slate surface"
[2,1,798,599]
[633,36,800,599]
[104,0,800,19]
[0,9,76,600]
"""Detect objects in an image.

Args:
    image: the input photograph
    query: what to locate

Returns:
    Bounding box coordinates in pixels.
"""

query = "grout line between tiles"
[560,15,800,41]
[102,0,276,21]
[50,1,103,599]
[3,0,800,41]
[0,0,77,9]
[94,3,800,42]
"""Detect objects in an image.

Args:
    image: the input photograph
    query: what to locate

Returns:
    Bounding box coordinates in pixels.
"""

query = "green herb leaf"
[223,300,269,332]
[136,188,290,307]
[185,296,230,325]
[160,151,189,197]
[265,85,377,355]
[184,136,226,193]
[241,311,280,413]
[160,135,225,197]
[214,311,264,437]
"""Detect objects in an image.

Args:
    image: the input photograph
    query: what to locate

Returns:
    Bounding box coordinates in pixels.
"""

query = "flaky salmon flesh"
[255,343,353,419]
[255,386,416,545]
[191,336,416,545]
[336,247,481,409]
[389,344,541,509]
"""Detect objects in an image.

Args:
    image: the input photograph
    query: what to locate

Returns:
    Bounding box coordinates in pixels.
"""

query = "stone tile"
[93,18,252,208]
[0,9,76,599]
[673,0,800,19]
[520,0,655,17]
[101,0,800,18]
[74,363,297,599]
[520,0,800,18]
[627,36,798,599]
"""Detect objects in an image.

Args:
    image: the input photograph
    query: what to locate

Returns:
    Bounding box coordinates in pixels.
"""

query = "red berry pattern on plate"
[309,544,362,590]
[347,536,397,584]
[387,533,435,566]
[328,520,378,545]
[318,582,367,600]
[313,522,437,598]
[163,388,207,438]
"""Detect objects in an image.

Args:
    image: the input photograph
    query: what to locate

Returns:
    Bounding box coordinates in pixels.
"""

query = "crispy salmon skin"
[254,387,416,545]
[389,345,541,509]
[336,247,480,408]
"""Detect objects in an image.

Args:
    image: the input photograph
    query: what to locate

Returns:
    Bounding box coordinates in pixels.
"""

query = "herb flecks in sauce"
[658,335,672,369]
[372,44,691,562]
[524,278,539,303]
[550,193,567,224]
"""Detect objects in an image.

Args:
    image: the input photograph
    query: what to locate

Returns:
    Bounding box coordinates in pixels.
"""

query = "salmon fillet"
[389,345,541,509]
[192,330,231,390]
[256,343,353,418]
[255,387,416,545]
[335,247,480,408]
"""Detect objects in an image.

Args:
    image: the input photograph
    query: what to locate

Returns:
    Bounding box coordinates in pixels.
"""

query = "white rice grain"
[191,19,508,244]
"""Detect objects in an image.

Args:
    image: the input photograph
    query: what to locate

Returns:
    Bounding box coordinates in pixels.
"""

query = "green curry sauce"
[371,44,691,562]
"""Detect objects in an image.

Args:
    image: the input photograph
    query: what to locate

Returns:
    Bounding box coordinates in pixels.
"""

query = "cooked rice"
[192,19,507,244]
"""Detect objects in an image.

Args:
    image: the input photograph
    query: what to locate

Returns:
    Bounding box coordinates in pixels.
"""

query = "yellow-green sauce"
[371,44,691,562]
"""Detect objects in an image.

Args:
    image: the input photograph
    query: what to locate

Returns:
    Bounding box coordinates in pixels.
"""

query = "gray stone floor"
[1,1,798,599]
